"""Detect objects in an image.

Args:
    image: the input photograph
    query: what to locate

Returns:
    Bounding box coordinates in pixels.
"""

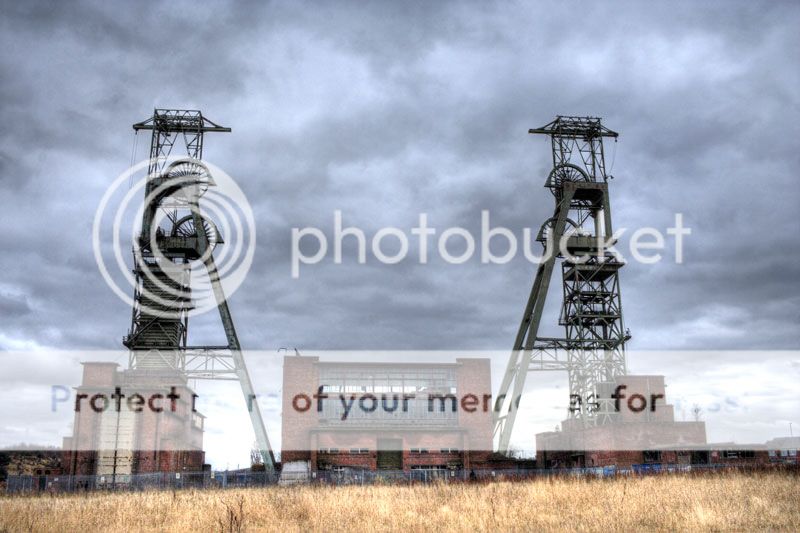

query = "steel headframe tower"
[123,109,276,472]
[493,116,630,453]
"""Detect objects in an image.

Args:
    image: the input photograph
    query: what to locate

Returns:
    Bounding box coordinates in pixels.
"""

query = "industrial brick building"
[765,437,800,464]
[536,375,709,469]
[61,362,206,480]
[281,356,493,476]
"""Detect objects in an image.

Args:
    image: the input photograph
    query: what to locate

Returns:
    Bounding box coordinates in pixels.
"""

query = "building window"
[317,366,459,426]
[319,367,456,395]
[349,448,369,455]
[318,448,339,454]
[440,448,459,453]
[410,448,430,455]
[722,450,751,459]
[643,450,661,463]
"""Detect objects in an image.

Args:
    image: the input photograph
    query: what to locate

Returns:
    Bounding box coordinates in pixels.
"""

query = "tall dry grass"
[1,471,798,532]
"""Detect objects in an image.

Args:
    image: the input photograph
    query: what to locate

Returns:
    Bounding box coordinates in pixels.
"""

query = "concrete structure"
[536,375,708,468]
[61,362,205,481]
[281,356,493,478]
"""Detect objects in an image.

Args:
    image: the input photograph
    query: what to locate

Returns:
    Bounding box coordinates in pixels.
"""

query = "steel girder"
[125,109,276,473]
[493,116,628,453]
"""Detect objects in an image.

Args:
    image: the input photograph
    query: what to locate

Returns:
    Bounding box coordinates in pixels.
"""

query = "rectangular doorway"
[377,439,403,470]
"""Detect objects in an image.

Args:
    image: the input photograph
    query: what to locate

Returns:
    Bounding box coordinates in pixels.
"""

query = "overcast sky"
[1,1,798,466]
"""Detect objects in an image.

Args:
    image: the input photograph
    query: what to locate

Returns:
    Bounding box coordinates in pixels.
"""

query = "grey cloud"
[0,0,798,357]
[0,291,30,316]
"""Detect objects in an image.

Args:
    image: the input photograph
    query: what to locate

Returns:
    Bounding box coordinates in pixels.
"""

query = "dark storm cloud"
[0,0,798,358]
[0,291,30,316]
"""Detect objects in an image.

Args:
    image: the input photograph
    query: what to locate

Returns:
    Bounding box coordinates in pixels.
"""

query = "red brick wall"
[280,356,319,463]
[80,362,119,387]
[62,363,205,475]
[611,375,670,423]
[313,431,469,471]
[281,356,494,472]
[456,358,493,455]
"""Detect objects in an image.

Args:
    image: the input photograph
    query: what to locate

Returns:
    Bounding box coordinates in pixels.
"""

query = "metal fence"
[5,462,796,494]
[5,470,277,493]
[289,462,797,485]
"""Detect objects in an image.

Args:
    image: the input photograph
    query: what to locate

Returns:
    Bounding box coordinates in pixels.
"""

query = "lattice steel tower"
[123,109,275,472]
[494,116,630,453]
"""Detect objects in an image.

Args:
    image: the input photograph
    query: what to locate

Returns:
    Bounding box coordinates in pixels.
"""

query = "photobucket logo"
[290,211,690,278]
[92,157,255,316]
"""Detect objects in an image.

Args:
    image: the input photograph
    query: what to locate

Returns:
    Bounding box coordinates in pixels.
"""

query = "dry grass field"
[1,471,798,532]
